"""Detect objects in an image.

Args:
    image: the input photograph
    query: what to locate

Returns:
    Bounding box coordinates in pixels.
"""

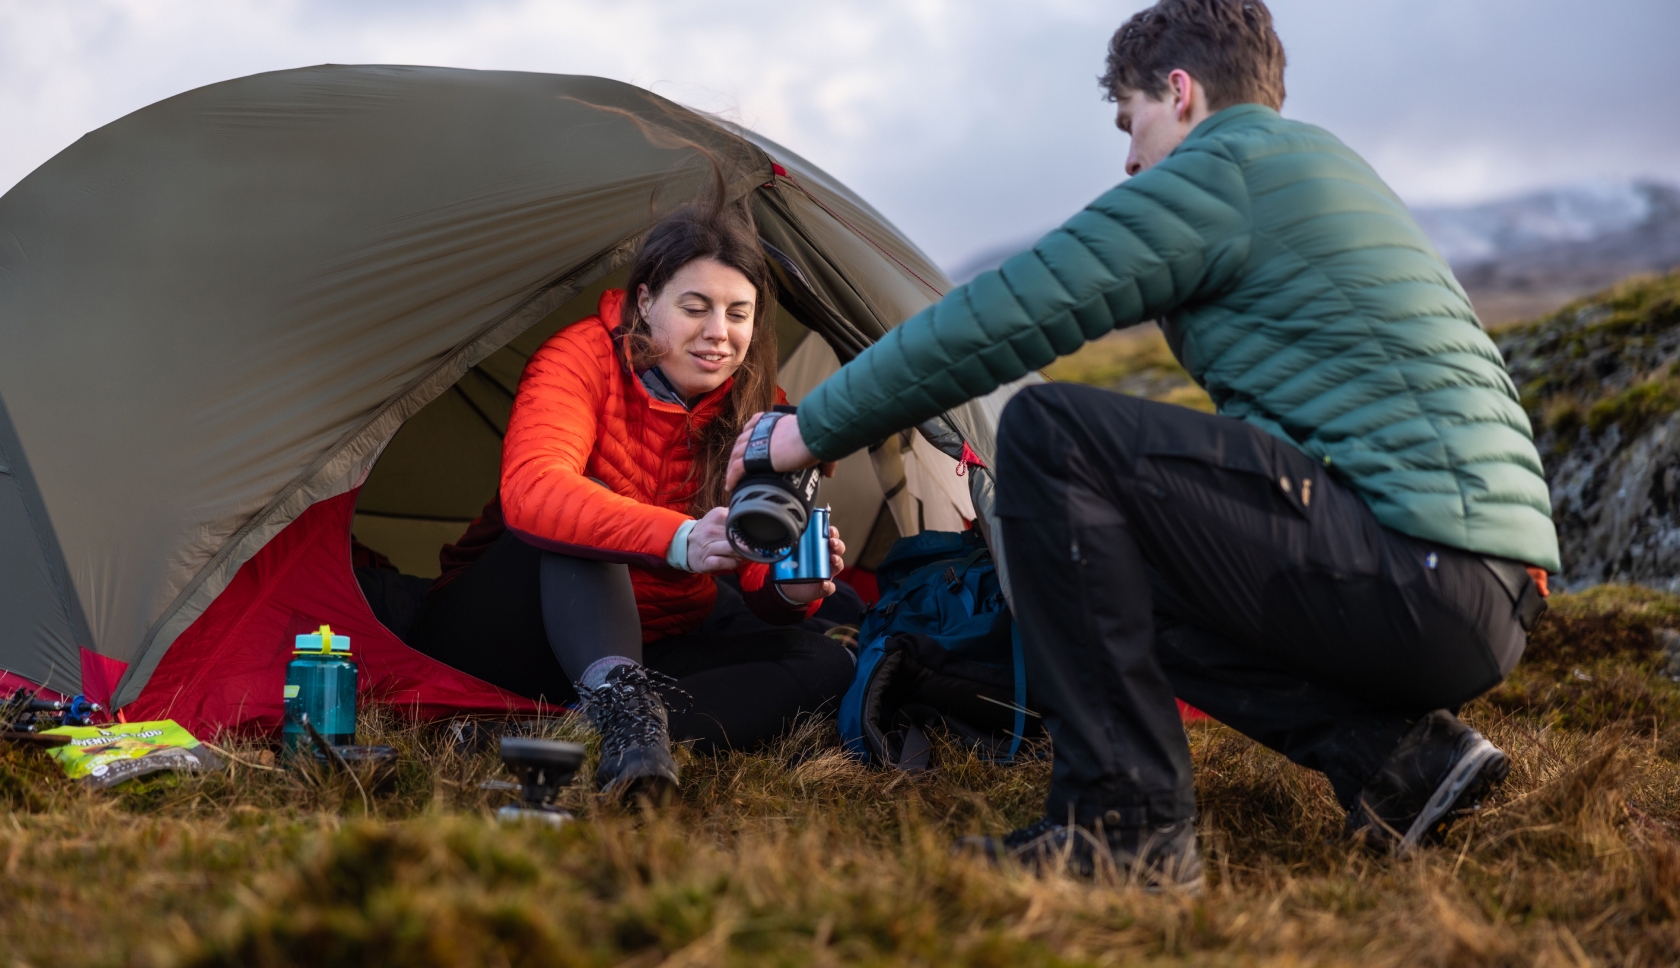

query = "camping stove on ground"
[3,690,104,746]
[495,737,586,826]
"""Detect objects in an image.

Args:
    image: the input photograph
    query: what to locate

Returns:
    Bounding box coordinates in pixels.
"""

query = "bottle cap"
[294,624,351,655]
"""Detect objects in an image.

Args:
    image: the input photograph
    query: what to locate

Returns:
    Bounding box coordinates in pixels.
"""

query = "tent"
[0,65,1034,737]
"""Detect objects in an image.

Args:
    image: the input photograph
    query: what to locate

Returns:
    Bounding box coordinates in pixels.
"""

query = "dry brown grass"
[5,586,1680,967]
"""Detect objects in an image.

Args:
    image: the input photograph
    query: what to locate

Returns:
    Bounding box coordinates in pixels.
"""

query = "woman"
[409,196,857,801]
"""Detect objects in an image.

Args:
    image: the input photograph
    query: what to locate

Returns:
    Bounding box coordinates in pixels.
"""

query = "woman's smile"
[691,349,732,370]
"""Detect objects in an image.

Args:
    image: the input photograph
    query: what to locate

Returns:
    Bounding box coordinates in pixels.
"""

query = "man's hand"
[726,412,833,491]
[686,506,742,574]
[776,526,847,604]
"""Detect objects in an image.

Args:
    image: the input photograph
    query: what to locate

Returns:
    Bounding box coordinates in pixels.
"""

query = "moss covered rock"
[1499,270,1680,589]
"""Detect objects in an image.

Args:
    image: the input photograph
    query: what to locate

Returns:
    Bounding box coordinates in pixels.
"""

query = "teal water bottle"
[282,624,357,752]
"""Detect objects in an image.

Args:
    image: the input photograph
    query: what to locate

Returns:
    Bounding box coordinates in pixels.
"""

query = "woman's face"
[639,257,757,401]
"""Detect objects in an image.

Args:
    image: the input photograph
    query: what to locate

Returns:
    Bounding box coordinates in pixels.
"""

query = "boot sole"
[1398,734,1509,853]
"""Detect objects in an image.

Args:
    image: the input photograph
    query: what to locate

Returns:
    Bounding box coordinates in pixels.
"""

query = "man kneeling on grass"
[730,0,1556,887]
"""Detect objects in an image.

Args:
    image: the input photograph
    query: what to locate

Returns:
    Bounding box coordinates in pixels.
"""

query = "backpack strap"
[896,718,935,772]
[1006,620,1026,761]
[943,547,988,616]
[886,555,972,606]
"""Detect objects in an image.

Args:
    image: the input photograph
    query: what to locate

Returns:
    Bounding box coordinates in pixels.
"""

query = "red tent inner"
[122,489,537,737]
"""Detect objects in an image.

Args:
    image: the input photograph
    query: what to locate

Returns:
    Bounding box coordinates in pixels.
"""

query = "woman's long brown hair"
[616,195,779,516]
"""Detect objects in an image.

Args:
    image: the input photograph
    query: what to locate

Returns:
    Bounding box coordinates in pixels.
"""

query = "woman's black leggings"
[407,530,859,753]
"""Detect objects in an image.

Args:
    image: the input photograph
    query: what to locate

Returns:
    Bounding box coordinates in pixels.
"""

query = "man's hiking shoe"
[956,817,1204,891]
[577,664,684,804]
[1347,709,1510,854]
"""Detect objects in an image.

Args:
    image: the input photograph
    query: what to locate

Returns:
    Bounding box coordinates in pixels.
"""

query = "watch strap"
[742,412,783,474]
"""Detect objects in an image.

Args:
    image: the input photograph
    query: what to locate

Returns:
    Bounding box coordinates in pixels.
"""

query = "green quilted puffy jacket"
[800,104,1560,572]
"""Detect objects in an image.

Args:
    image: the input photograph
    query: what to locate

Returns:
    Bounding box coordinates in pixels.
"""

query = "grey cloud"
[768,0,1680,270]
[1,0,1672,275]
[1275,0,1680,204]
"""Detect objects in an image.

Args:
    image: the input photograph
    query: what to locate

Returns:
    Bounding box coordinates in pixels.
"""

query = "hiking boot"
[576,664,683,804]
[1347,709,1510,854]
[956,817,1204,891]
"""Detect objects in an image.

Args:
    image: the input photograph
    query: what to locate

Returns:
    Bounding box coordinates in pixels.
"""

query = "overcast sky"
[2,0,1675,270]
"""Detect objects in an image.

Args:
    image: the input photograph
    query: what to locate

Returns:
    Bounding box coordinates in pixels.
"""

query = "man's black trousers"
[993,383,1533,826]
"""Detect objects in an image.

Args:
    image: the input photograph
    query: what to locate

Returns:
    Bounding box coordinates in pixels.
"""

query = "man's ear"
[1168,69,1197,123]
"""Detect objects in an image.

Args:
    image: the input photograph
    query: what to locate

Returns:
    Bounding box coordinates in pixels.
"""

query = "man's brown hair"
[1100,0,1286,111]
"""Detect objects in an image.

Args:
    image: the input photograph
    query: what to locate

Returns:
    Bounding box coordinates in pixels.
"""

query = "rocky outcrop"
[1499,271,1680,589]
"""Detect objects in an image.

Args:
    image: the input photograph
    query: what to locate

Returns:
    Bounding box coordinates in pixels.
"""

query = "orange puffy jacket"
[498,289,794,641]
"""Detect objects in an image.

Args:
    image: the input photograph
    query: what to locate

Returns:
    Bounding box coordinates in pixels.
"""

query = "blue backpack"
[837,528,1038,769]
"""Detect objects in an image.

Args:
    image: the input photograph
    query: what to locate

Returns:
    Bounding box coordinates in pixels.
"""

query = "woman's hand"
[777,526,847,604]
[686,506,742,574]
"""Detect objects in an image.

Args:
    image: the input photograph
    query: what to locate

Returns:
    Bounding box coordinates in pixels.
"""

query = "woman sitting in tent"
[408,193,856,801]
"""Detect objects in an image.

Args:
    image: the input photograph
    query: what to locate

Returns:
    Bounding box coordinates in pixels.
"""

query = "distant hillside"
[1498,270,1680,590]
[1041,322,1211,412]
[1416,180,1680,325]
[948,179,1680,326]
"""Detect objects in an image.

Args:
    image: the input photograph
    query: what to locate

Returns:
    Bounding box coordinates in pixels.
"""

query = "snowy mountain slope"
[1414,180,1680,293]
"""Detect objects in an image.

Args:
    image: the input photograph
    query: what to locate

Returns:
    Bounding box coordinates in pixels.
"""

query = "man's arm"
[797,145,1253,462]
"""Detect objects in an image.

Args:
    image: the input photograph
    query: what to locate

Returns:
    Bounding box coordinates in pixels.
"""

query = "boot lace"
[576,666,691,756]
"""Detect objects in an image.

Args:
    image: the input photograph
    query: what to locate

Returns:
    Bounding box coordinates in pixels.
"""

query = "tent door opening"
[348,257,976,633]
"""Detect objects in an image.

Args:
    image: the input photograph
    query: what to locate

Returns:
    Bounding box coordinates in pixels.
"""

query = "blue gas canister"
[772,507,832,585]
[282,624,357,752]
